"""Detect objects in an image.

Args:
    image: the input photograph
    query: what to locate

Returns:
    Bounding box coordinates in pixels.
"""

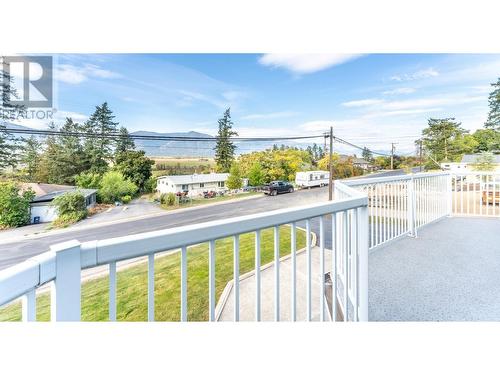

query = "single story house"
[441,154,500,173]
[28,185,97,224]
[339,155,374,171]
[156,173,230,197]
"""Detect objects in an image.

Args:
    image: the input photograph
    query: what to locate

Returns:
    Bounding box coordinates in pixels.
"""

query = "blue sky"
[15,53,500,155]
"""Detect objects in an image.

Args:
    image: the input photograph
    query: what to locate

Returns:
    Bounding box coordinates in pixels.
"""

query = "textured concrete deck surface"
[369,217,500,321]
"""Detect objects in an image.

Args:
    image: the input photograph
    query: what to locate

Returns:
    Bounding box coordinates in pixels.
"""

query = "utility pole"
[417,139,423,172]
[390,142,397,170]
[328,126,334,201]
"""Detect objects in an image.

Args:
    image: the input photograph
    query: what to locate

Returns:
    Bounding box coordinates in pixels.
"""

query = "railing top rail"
[89,196,367,265]
[334,179,367,197]
[449,171,500,176]
[342,171,450,187]
[0,195,367,307]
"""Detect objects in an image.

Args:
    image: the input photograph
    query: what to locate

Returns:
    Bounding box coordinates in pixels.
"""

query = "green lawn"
[0,226,307,322]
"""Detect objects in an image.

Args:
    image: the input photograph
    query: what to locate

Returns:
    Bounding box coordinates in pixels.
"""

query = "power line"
[4,126,411,158]
[3,128,325,142]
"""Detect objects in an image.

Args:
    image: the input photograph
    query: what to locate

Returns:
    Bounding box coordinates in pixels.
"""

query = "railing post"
[50,240,81,322]
[407,176,417,237]
[357,204,369,321]
[447,173,453,216]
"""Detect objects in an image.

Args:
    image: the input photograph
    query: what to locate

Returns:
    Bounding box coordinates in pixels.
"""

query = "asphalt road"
[0,168,417,270]
[0,187,330,270]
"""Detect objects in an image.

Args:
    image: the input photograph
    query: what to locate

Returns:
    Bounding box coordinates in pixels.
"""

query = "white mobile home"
[156,173,229,197]
[295,171,329,188]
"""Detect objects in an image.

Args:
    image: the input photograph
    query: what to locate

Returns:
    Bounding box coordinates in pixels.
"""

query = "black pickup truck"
[262,181,294,196]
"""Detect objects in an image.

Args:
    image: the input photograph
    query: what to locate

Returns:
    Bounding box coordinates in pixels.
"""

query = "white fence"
[2,171,498,322]
[341,172,450,249]
[451,172,500,217]
[0,194,369,322]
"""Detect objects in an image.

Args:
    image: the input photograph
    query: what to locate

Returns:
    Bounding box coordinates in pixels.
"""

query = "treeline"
[155,163,212,176]
[420,78,500,169]
[3,102,154,202]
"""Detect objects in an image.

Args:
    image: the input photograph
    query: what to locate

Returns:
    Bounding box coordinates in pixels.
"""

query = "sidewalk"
[216,246,333,321]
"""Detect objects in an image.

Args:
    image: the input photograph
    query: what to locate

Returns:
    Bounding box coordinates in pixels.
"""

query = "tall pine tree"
[83,102,119,174]
[20,136,41,181]
[485,77,500,131]
[214,108,238,172]
[0,57,23,170]
[57,118,87,184]
[115,126,135,156]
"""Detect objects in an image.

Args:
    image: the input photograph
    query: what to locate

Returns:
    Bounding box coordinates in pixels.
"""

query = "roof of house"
[157,173,229,185]
[20,183,75,197]
[31,188,97,203]
[461,154,500,163]
[339,155,371,165]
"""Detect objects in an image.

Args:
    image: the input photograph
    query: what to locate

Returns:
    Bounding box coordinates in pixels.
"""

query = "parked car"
[262,181,294,196]
[203,190,217,199]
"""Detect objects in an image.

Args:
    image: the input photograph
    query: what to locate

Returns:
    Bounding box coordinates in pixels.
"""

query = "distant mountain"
[131,130,217,157]
[1,124,320,157]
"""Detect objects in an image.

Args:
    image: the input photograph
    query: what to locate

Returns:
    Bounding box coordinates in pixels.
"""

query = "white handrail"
[0,195,369,322]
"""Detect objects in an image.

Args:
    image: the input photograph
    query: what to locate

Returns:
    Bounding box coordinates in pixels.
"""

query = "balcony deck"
[369,217,500,321]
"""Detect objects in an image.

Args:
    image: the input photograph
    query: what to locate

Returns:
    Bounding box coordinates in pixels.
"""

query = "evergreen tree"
[421,118,475,162]
[56,118,87,184]
[20,136,41,181]
[0,57,24,170]
[214,108,238,172]
[115,126,135,155]
[37,122,63,183]
[83,102,119,174]
[362,147,374,162]
[485,78,500,131]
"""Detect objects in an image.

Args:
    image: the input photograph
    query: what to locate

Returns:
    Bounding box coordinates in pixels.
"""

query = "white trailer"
[295,171,330,188]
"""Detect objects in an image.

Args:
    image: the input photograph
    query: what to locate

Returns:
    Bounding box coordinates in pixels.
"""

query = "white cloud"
[382,87,416,95]
[10,110,88,129]
[258,54,363,74]
[342,99,384,108]
[390,68,439,82]
[342,93,485,113]
[55,63,121,84]
[240,111,299,120]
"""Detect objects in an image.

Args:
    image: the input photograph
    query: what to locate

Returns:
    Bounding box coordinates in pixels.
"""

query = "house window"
[181,184,189,191]
[218,181,225,187]
[200,183,205,188]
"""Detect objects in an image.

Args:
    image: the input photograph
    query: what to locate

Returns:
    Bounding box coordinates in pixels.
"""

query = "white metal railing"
[451,172,500,217]
[0,196,369,322]
[341,172,450,249]
[341,171,500,250]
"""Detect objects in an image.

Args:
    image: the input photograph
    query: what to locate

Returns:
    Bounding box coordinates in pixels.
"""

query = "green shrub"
[51,211,88,228]
[99,171,138,203]
[144,177,156,193]
[121,195,132,204]
[160,192,177,206]
[0,182,35,228]
[75,172,101,189]
[50,191,88,228]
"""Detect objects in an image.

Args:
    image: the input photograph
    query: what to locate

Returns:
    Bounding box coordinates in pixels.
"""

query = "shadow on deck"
[369,217,500,321]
